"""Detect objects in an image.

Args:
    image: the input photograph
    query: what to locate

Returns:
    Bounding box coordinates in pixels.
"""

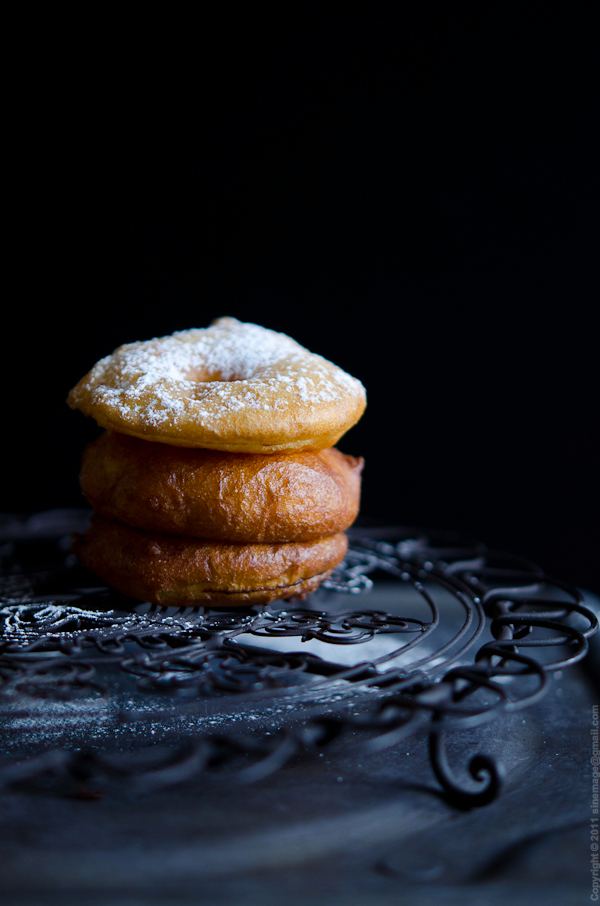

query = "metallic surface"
[0,510,598,904]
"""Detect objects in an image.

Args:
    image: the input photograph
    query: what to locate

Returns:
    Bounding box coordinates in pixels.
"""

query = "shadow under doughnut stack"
[67,319,367,608]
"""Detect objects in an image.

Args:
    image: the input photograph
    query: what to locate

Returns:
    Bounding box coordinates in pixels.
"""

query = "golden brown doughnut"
[74,516,348,607]
[79,431,363,543]
[67,318,366,453]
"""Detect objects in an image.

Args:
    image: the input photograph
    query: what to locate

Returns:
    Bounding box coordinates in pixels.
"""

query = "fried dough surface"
[80,431,363,542]
[74,516,348,607]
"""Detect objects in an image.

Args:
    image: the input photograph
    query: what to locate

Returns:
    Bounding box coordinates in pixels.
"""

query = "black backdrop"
[4,8,598,591]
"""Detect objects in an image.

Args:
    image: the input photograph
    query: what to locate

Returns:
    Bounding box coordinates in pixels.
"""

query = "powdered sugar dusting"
[69,318,366,446]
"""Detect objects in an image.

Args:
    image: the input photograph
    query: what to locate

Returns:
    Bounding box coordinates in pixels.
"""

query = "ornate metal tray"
[0,510,597,809]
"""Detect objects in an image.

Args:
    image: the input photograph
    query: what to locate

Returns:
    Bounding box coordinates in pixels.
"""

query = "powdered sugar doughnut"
[67,318,366,453]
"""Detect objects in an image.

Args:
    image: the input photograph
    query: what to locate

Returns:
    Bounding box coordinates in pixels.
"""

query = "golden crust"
[79,431,363,543]
[67,318,366,453]
[74,516,348,607]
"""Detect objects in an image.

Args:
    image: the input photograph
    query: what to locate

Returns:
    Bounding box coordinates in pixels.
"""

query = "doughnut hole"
[185,367,245,383]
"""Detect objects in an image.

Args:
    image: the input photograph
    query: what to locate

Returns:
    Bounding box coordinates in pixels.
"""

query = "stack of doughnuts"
[68,318,366,607]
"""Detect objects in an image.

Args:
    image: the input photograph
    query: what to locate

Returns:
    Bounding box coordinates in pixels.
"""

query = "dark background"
[4,8,598,591]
